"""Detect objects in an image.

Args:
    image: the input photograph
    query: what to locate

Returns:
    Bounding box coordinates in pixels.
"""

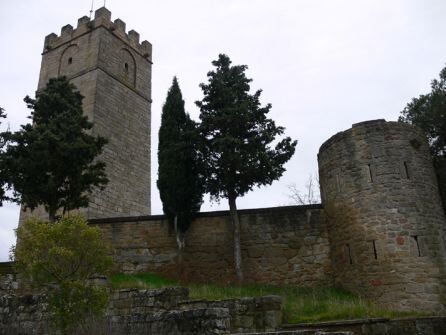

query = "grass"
[108,273,426,324]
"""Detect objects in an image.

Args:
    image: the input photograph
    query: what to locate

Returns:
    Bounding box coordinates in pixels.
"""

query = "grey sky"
[1,0,445,261]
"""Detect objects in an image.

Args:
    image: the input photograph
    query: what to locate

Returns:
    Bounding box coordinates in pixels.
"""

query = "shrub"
[13,214,113,334]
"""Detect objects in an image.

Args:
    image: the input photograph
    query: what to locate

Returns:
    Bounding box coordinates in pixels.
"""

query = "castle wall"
[0,287,284,335]
[318,120,446,311]
[90,205,333,286]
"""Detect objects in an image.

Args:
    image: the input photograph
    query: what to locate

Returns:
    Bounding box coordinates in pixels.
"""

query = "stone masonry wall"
[318,120,446,312]
[289,316,446,335]
[19,6,152,222]
[90,205,333,286]
[0,288,282,334]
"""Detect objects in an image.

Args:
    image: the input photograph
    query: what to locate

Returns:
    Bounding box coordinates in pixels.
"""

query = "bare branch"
[287,174,321,205]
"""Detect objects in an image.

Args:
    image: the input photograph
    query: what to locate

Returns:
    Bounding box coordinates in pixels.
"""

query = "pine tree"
[196,54,297,282]
[2,77,108,221]
[157,77,204,250]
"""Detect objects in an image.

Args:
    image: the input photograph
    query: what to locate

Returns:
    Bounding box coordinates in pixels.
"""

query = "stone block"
[95,7,111,21]
[113,18,126,32]
[77,16,90,27]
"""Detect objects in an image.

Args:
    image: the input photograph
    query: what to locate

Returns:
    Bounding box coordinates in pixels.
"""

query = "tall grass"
[108,273,425,324]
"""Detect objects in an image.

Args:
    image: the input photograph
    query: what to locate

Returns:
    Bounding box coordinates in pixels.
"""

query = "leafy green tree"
[2,77,108,221]
[196,54,297,281]
[13,214,112,334]
[157,77,204,251]
[399,66,446,210]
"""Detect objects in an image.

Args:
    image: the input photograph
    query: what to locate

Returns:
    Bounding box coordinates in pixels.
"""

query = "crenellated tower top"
[43,7,152,62]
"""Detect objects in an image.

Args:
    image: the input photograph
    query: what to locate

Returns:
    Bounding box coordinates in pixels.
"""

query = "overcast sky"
[1,0,445,261]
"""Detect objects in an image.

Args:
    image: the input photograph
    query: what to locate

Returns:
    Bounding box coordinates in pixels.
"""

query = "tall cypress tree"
[157,77,203,250]
[196,54,297,282]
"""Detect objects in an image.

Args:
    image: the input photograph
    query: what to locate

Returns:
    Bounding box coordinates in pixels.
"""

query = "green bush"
[13,214,113,334]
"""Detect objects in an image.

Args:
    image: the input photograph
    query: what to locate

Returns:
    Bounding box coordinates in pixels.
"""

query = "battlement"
[318,119,426,154]
[43,7,152,61]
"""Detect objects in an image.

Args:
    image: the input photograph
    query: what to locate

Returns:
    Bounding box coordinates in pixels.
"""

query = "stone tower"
[20,7,152,220]
[318,120,446,311]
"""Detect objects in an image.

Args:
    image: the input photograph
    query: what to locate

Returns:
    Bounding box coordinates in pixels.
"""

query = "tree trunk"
[48,209,56,223]
[174,215,185,275]
[228,194,243,283]
[174,215,186,251]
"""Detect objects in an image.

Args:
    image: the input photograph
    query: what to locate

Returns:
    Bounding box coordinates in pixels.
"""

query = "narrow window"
[124,62,129,72]
[336,173,341,192]
[372,240,378,260]
[404,161,410,179]
[411,236,421,257]
[68,57,73,65]
[344,244,353,265]
[367,164,373,183]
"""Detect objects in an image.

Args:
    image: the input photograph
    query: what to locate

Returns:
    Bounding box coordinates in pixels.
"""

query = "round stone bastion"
[318,119,446,312]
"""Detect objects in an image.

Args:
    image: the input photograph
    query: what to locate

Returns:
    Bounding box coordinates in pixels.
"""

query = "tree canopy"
[399,65,446,210]
[2,77,108,221]
[196,54,297,281]
[157,77,203,248]
[399,66,446,158]
[197,54,297,202]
